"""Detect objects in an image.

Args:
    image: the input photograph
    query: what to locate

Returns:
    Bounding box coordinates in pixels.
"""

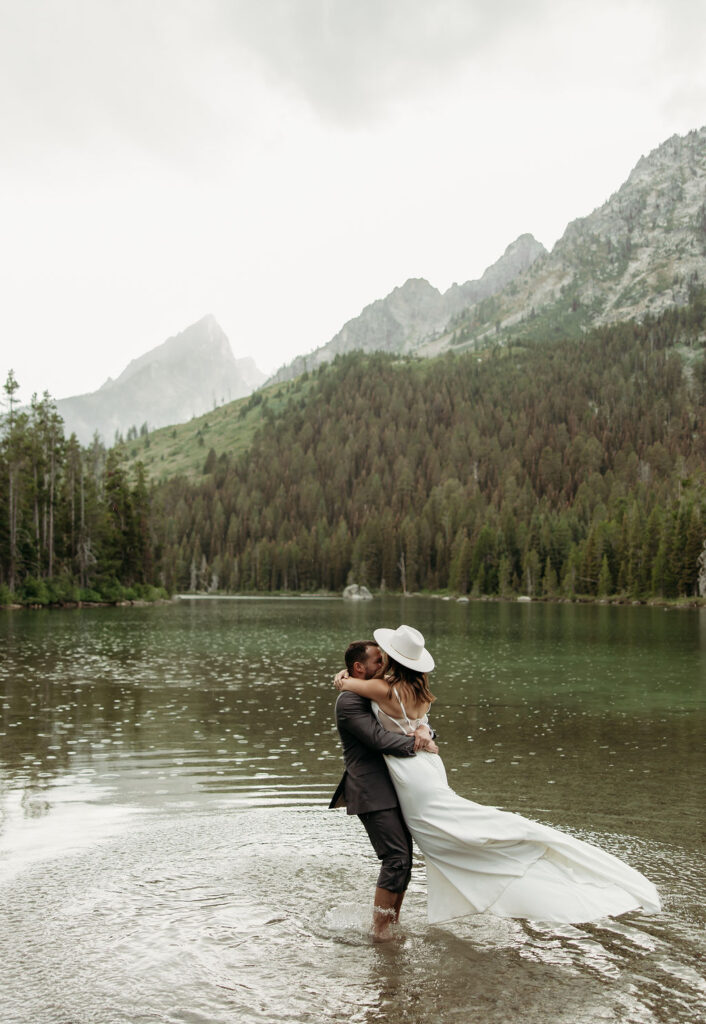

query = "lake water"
[0,597,704,1024]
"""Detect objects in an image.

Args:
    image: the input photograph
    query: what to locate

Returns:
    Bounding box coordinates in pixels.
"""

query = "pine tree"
[543,555,559,597]
[598,555,612,597]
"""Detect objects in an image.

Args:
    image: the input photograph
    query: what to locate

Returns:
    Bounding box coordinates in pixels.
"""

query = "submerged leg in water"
[372,886,402,941]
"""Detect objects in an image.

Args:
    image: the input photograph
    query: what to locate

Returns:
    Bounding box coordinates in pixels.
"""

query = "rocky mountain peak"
[111,315,233,390]
[547,126,706,324]
[627,126,706,188]
[500,232,548,269]
[56,316,265,444]
[268,235,545,384]
[427,125,706,352]
[442,234,547,318]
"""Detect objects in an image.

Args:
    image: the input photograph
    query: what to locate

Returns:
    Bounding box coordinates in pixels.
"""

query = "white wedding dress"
[372,695,661,925]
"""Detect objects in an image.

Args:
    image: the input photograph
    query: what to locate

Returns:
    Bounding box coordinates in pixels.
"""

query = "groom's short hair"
[345,640,376,673]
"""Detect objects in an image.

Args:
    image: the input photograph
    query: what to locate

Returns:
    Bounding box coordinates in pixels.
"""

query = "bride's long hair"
[382,652,436,706]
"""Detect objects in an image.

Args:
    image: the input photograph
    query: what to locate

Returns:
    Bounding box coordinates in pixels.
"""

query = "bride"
[334,624,660,926]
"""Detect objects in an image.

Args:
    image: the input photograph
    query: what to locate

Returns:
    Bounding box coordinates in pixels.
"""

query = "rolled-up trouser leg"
[358,807,413,893]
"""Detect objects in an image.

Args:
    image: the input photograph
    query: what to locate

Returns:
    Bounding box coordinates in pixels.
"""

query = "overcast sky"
[2,0,704,403]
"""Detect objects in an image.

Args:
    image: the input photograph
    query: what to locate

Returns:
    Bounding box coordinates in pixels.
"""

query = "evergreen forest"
[0,379,160,606]
[2,291,706,605]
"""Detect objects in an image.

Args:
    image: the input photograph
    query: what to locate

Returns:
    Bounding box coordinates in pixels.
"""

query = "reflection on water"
[0,598,704,1023]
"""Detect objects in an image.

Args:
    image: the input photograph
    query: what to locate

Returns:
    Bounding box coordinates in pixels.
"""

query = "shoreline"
[424,592,706,610]
[2,591,704,611]
[0,598,173,611]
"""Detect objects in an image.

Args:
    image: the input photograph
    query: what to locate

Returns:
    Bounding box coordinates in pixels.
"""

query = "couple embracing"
[329,624,660,942]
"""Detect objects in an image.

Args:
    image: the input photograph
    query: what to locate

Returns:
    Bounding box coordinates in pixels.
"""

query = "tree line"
[2,289,705,604]
[0,372,163,605]
[152,291,706,600]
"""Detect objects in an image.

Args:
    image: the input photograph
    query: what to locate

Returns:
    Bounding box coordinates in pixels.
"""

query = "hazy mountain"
[268,233,547,383]
[56,316,265,444]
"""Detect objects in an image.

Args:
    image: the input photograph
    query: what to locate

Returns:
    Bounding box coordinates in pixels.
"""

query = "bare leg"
[373,887,400,941]
[393,890,405,922]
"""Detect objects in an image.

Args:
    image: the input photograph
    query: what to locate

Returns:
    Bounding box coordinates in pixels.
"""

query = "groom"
[329,639,437,940]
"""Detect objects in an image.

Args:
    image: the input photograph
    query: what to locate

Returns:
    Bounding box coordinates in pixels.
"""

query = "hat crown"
[373,624,435,672]
[390,625,425,662]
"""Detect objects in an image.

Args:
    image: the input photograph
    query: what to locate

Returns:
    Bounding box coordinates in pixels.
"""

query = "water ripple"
[0,807,702,1024]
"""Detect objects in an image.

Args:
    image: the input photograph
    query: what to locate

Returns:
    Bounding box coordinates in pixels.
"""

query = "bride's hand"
[333,669,350,690]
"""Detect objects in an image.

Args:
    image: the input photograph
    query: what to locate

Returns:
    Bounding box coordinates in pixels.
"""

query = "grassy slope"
[115,376,316,482]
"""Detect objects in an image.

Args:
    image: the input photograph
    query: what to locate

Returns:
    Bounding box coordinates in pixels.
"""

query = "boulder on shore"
[342,584,373,601]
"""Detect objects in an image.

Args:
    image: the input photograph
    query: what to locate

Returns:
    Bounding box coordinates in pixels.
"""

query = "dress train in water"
[373,702,660,925]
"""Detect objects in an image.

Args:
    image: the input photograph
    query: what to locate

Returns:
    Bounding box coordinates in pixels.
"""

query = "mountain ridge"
[270,126,706,378]
[50,124,706,441]
[423,126,706,353]
[268,233,547,383]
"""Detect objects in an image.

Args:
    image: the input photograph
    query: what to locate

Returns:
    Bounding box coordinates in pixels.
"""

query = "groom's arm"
[336,692,418,757]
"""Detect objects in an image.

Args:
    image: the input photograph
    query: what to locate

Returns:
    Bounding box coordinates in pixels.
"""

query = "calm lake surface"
[0,597,704,1024]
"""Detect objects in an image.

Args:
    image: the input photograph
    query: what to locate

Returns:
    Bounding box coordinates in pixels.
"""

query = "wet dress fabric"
[372,696,661,925]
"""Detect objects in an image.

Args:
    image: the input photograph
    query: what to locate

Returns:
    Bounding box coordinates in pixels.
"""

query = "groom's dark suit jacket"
[329,691,416,815]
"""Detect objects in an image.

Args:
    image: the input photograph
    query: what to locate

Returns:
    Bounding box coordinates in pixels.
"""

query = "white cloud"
[216,0,554,122]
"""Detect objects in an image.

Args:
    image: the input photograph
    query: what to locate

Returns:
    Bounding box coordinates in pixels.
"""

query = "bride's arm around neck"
[335,675,430,722]
[335,674,389,702]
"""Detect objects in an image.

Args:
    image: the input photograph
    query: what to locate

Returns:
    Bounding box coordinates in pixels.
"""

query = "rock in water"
[342,584,373,601]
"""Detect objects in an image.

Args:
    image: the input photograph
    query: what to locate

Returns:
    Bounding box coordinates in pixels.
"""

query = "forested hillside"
[2,291,705,605]
[152,290,706,600]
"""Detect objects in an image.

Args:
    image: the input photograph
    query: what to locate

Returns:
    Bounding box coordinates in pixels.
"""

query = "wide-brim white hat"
[373,624,435,673]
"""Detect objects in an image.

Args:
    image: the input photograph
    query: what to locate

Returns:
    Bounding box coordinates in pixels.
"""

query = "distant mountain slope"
[270,126,705,379]
[268,233,546,383]
[425,126,706,352]
[56,316,265,444]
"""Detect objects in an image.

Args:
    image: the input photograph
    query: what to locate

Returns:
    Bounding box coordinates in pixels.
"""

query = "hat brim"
[373,627,435,673]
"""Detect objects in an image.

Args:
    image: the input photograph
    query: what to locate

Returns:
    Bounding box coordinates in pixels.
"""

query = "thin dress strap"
[393,687,414,732]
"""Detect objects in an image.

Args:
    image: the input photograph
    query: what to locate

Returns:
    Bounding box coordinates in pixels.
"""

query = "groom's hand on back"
[414,725,438,753]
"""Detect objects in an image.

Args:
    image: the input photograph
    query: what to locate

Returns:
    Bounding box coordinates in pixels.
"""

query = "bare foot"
[372,924,404,944]
[372,905,398,943]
